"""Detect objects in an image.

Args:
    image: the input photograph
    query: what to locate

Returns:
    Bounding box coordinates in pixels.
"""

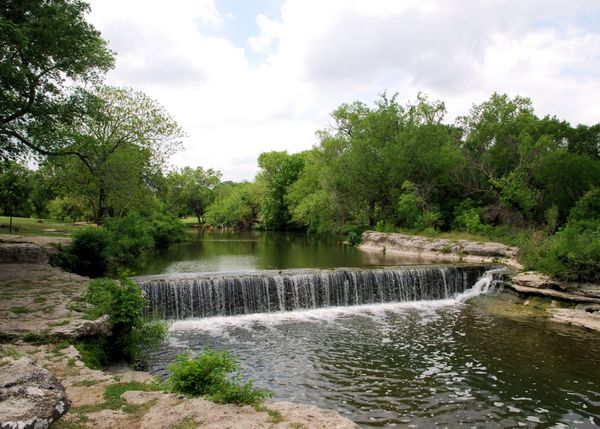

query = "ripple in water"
[147,299,600,428]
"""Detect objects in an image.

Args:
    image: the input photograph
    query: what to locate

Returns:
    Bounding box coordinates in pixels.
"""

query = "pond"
[139,232,600,428]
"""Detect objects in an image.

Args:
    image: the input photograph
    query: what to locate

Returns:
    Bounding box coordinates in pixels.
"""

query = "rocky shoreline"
[359,230,600,332]
[359,231,522,269]
[0,239,356,429]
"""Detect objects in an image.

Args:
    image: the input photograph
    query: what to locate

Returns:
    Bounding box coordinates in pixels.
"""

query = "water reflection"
[134,231,434,275]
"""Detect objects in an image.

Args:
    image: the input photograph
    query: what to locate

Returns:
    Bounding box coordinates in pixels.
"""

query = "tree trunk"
[9,208,13,233]
[96,180,107,224]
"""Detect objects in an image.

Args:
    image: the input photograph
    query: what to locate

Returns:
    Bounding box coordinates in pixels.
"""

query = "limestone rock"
[511,272,562,290]
[51,315,111,339]
[510,271,600,304]
[359,231,519,266]
[0,357,69,429]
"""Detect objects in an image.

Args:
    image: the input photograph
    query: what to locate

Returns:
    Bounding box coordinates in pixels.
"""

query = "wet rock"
[0,357,69,429]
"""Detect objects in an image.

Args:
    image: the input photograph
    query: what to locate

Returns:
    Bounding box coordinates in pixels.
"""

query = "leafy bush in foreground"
[167,348,271,405]
[78,277,167,368]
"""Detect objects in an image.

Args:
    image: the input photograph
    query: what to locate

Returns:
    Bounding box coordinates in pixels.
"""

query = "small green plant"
[167,348,271,406]
[346,231,362,247]
[440,243,453,254]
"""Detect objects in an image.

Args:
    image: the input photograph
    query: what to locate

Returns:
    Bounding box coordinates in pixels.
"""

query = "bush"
[347,231,362,246]
[52,212,185,277]
[80,277,167,368]
[150,213,186,250]
[51,228,112,277]
[167,348,271,405]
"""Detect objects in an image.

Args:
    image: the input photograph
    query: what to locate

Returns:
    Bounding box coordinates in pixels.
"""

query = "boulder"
[51,315,111,339]
[0,357,69,429]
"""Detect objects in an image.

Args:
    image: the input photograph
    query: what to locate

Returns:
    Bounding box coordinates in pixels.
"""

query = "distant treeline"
[2,92,599,236]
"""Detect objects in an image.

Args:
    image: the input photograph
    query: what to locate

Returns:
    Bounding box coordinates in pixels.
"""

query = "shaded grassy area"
[0,216,90,237]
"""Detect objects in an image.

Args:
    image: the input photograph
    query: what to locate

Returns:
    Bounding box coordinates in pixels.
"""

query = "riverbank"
[359,231,600,332]
[359,230,522,269]
[0,240,356,428]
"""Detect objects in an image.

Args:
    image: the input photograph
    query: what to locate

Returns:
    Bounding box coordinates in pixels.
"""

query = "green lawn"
[0,216,91,237]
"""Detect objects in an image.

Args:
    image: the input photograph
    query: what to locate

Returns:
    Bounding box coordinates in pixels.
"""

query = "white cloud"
[86,0,600,181]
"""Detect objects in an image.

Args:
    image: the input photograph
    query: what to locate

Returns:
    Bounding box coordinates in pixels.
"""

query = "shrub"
[568,187,600,222]
[521,220,600,284]
[150,213,186,250]
[347,231,362,247]
[167,348,271,406]
[52,212,186,277]
[50,228,112,277]
[80,277,167,368]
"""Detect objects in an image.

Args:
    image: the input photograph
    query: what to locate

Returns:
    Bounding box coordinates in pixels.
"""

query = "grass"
[0,215,90,237]
[74,381,161,414]
[254,404,284,423]
[7,306,32,314]
[172,417,203,429]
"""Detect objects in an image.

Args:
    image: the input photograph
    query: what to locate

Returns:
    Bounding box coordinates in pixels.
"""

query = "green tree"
[205,182,262,229]
[45,86,184,223]
[257,151,305,230]
[166,167,221,223]
[0,0,114,159]
[0,161,31,232]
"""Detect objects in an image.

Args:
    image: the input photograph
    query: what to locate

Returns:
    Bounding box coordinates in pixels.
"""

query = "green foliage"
[164,167,221,223]
[75,337,110,369]
[167,348,271,405]
[258,151,305,230]
[51,212,185,277]
[346,231,362,246]
[0,162,32,231]
[568,187,600,223]
[523,220,600,283]
[396,181,422,229]
[205,182,261,229]
[0,0,114,159]
[51,228,112,278]
[544,204,560,234]
[80,277,167,367]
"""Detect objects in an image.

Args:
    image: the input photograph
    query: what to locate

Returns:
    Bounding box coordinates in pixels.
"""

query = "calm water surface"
[135,231,433,275]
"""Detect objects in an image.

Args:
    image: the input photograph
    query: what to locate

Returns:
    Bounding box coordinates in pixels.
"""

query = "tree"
[0,0,114,159]
[46,85,184,223]
[205,182,261,229]
[257,151,305,230]
[165,167,221,223]
[0,161,31,232]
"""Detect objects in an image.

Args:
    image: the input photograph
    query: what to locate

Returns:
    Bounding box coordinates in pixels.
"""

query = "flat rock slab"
[548,308,600,332]
[0,357,69,429]
[510,271,600,304]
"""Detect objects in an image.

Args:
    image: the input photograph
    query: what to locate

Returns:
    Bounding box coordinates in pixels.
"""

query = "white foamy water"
[169,268,508,334]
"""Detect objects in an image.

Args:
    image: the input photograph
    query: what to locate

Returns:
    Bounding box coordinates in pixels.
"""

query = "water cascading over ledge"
[134,266,491,320]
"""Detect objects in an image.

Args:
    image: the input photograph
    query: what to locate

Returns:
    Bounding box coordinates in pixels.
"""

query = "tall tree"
[0,161,31,232]
[257,151,305,230]
[165,167,222,223]
[0,0,114,159]
[46,86,184,223]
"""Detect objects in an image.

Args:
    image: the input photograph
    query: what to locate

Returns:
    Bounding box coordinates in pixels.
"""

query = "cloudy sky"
[87,0,600,181]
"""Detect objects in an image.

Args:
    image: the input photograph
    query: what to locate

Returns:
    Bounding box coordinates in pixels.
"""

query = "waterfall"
[135,265,492,320]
